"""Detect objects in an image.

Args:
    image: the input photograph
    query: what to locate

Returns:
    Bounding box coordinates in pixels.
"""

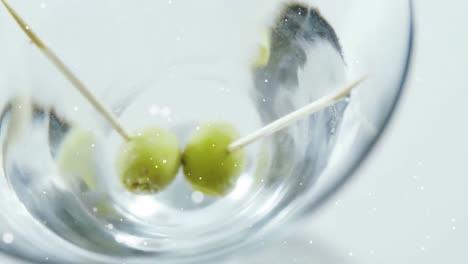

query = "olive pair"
[116,122,245,196]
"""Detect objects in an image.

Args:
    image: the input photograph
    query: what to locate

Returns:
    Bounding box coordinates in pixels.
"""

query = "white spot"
[129,196,160,217]
[2,232,14,244]
[160,106,171,117]
[73,106,79,112]
[106,224,114,230]
[92,207,98,213]
[230,177,253,200]
[40,2,46,8]
[143,241,148,246]
[162,160,167,164]
[308,240,313,244]
[348,252,354,257]
[264,79,269,83]
[148,104,160,116]
[114,235,125,243]
[191,191,204,204]
[167,0,173,4]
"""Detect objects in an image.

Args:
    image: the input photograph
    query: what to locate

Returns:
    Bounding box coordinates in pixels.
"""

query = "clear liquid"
[0,0,347,262]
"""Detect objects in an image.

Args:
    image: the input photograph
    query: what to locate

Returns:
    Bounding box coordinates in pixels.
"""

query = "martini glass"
[0,0,413,263]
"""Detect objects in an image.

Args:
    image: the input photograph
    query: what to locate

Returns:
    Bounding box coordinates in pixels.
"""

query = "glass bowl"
[0,0,413,263]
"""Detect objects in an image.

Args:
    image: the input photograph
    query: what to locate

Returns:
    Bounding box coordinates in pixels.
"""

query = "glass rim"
[299,0,415,218]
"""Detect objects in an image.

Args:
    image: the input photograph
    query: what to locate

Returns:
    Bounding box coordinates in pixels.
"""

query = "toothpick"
[227,76,367,152]
[1,0,131,141]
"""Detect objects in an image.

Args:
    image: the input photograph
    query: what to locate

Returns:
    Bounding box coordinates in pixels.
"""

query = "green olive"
[116,127,181,194]
[182,122,245,196]
[254,30,271,66]
[57,128,97,190]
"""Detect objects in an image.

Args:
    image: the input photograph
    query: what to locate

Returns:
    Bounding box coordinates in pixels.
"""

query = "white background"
[237,0,468,263]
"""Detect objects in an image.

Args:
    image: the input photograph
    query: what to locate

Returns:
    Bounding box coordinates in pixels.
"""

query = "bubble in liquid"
[2,232,14,244]
[191,191,204,204]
